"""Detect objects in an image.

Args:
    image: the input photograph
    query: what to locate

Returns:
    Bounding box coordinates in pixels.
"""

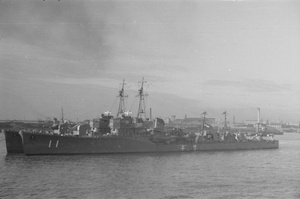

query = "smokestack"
[150,108,152,121]
[257,108,260,123]
[257,108,260,132]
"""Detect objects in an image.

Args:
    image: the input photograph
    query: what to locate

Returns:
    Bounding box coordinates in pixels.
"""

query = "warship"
[19,79,279,155]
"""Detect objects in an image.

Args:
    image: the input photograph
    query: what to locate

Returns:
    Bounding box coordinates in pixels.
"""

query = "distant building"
[171,115,176,122]
[268,122,282,129]
[164,117,171,124]
[232,122,247,128]
[281,123,299,133]
[167,117,216,127]
[244,120,263,126]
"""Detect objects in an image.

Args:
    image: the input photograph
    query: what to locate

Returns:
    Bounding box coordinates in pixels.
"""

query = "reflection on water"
[0,133,300,199]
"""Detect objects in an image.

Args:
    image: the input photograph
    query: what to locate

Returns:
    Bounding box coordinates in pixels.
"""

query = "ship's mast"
[137,77,147,120]
[202,111,207,132]
[117,79,127,118]
[61,107,64,123]
[256,107,261,132]
[223,111,227,129]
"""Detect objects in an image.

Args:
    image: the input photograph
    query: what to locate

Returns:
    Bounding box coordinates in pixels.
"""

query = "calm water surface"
[0,133,300,199]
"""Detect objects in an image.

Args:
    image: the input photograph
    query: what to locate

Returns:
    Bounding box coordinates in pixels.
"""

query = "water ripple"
[0,133,300,198]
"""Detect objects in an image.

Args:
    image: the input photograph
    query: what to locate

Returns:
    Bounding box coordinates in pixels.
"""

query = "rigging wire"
[129,96,138,113]
[149,94,201,117]
[109,97,118,113]
[148,83,207,116]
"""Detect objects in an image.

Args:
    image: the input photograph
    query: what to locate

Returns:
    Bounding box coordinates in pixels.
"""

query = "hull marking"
[48,140,52,148]
[56,140,59,148]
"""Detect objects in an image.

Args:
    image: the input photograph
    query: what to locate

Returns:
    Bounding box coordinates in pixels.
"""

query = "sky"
[0,0,299,123]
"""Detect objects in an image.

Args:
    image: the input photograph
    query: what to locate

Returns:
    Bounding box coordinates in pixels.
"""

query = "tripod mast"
[117,79,127,118]
[137,77,147,120]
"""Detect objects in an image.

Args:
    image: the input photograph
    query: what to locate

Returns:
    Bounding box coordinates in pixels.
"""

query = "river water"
[0,133,299,199]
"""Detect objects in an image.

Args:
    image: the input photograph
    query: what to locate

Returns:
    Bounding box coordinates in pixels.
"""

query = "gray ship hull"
[20,132,279,155]
[4,130,24,154]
